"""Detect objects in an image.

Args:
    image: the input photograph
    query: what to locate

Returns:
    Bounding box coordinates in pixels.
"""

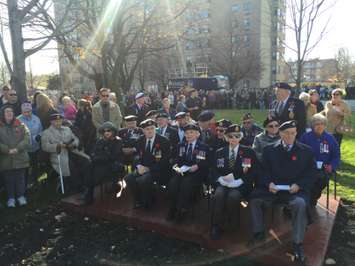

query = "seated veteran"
[211,124,258,240]
[145,109,158,121]
[197,110,215,145]
[84,122,125,205]
[41,113,91,194]
[174,112,189,143]
[300,114,340,207]
[249,120,316,263]
[156,112,179,159]
[240,113,263,147]
[211,119,232,153]
[118,115,143,164]
[125,119,171,209]
[252,117,280,162]
[167,123,209,223]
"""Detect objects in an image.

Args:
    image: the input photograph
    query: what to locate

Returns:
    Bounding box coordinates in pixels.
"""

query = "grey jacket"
[252,131,281,162]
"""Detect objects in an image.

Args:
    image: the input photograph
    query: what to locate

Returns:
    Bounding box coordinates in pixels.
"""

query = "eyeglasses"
[227,134,242,139]
[267,124,279,128]
[101,94,109,98]
[9,94,17,96]
[103,129,112,133]
[332,93,340,96]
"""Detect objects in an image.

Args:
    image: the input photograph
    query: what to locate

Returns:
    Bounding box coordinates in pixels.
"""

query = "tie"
[229,149,235,169]
[146,139,151,153]
[187,143,193,161]
[276,101,284,115]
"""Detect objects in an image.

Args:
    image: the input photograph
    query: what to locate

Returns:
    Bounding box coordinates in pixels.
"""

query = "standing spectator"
[309,89,324,113]
[92,88,123,133]
[322,88,352,146]
[17,102,43,187]
[159,98,175,120]
[109,92,118,103]
[176,95,187,113]
[269,83,306,139]
[74,99,96,154]
[6,89,22,116]
[0,85,10,108]
[299,92,317,132]
[168,91,175,108]
[126,92,150,125]
[36,93,58,129]
[61,96,77,122]
[0,106,31,207]
[186,89,201,120]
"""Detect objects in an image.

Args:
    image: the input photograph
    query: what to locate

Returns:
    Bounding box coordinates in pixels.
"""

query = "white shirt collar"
[283,95,290,105]
[229,144,239,157]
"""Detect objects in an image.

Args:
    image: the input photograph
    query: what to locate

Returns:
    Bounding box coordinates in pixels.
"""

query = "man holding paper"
[125,119,171,209]
[167,123,209,223]
[249,120,316,263]
[210,124,259,240]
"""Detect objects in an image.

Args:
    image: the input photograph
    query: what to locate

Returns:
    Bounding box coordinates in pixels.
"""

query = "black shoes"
[293,243,306,264]
[210,224,221,240]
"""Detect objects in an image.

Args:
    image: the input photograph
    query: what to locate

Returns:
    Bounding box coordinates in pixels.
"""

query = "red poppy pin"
[239,150,244,156]
[155,143,160,149]
[291,155,297,161]
[323,140,328,144]
[13,119,21,127]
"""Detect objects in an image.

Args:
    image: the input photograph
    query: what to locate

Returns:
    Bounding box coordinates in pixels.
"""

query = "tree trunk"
[7,0,27,102]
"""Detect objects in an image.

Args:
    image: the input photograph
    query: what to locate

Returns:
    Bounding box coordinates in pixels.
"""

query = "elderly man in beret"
[210,119,232,153]
[249,120,316,263]
[211,124,259,240]
[41,113,91,194]
[126,92,151,125]
[125,119,171,209]
[240,113,263,147]
[269,83,306,139]
[156,112,179,159]
[174,112,189,143]
[197,110,215,145]
[167,123,210,223]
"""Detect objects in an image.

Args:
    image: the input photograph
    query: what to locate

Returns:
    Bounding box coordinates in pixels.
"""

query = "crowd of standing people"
[0,82,352,263]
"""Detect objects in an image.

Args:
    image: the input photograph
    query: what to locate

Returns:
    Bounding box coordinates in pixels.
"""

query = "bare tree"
[39,0,190,96]
[335,47,353,85]
[282,0,335,89]
[0,0,74,101]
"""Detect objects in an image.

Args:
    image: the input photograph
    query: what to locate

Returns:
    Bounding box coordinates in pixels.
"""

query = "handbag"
[335,118,353,135]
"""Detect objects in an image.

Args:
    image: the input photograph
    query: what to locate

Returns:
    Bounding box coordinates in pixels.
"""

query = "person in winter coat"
[0,105,31,207]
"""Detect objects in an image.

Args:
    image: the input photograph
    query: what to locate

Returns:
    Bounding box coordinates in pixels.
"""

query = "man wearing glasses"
[4,89,22,116]
[240,113,262,147]
[252,117,281,162]
[249,120,316,263]
[92,88,123,135]
[0,85,10,108]
[210,124,258,240]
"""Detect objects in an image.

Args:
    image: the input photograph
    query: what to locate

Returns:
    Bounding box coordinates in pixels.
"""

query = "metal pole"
[57,154,65,194]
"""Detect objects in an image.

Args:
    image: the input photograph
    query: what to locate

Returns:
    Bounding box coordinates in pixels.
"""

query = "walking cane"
[57,153,65,194]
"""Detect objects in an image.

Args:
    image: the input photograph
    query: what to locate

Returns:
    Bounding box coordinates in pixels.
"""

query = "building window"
[199,10,209,19]
[243,18,251,28]
[243,2,252,12]
[232,4,240,12]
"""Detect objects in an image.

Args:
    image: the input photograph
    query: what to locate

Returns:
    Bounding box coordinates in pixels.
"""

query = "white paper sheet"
[276,185,290,191]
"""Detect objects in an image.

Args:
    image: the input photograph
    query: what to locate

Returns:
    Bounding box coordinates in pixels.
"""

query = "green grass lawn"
[214,109,355,201]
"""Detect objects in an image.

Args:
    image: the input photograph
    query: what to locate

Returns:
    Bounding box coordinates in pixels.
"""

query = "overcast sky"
[1,0,355,75]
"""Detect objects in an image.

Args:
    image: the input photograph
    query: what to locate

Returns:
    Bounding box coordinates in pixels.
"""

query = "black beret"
[49,113,63,121]
[145,110,158,118]
[216,119,232,128]
[279,120,297,131]
[225,124,242,134]
[124,115,137,122]
[140,119,156,128]
[156,112,169,119]
[99,121,117,134]
[183,123,199,132]
[175,112,187,119]
[274,82,291,91]
[198,110,215,122]
[263,117,279,128]
[242,112,253,121]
